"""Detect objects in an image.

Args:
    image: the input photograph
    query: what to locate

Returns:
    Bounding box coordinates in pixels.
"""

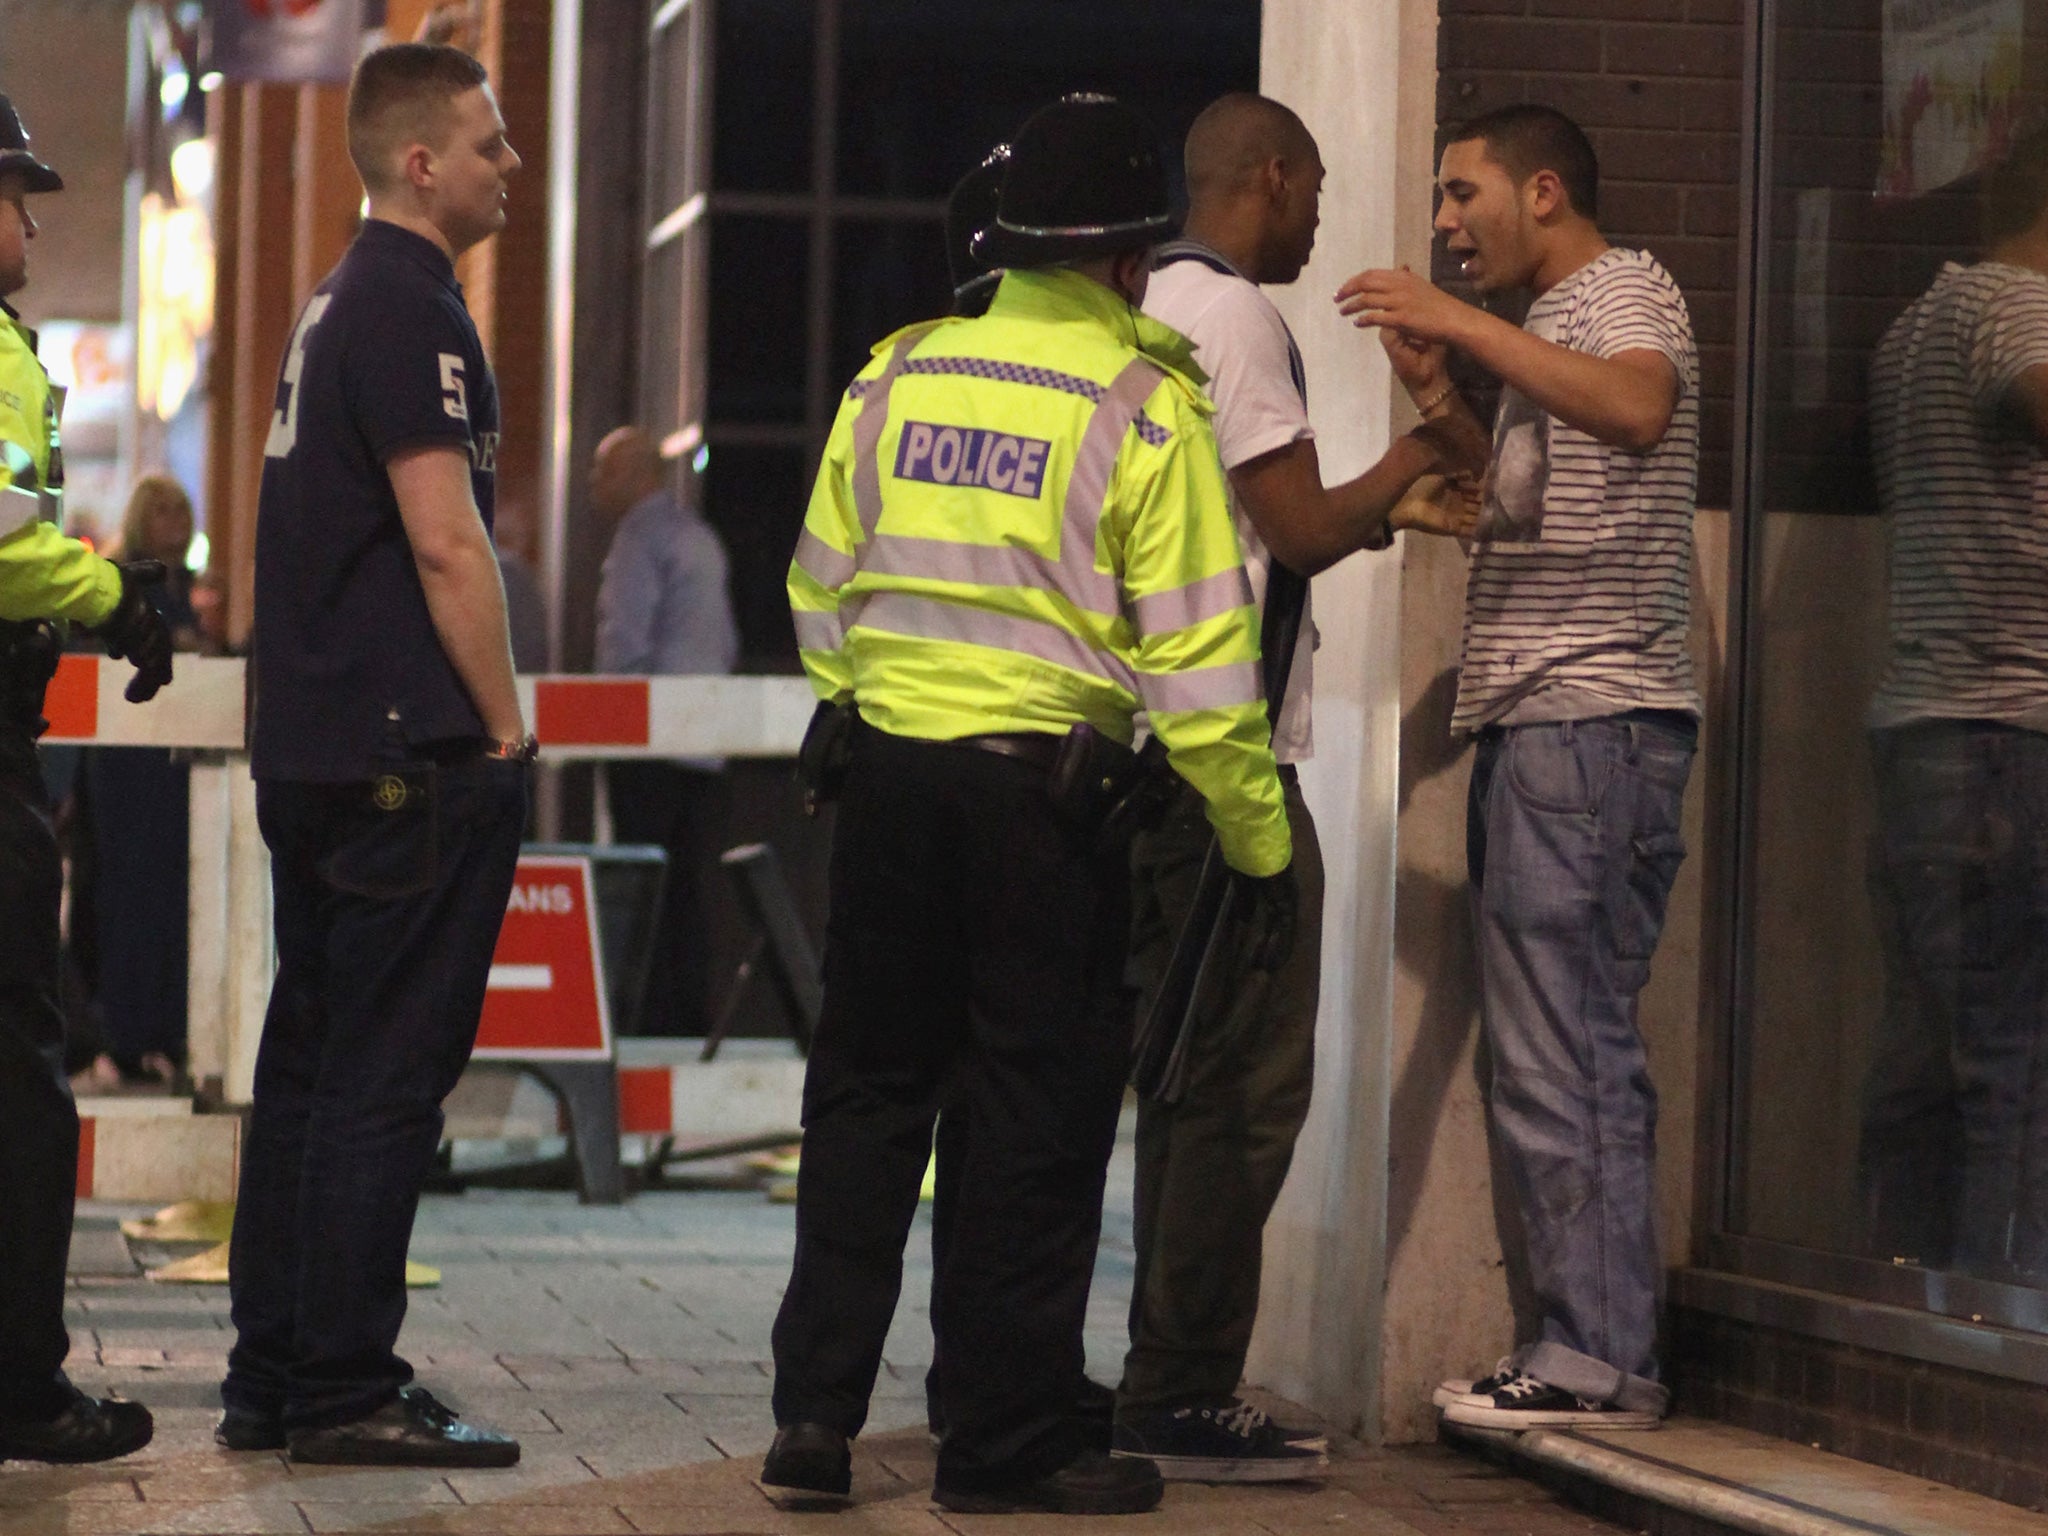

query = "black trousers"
[0,729,78,1416]
[224,756,527,1430]
[770,725,1131,1492]
[605,760,723,1036]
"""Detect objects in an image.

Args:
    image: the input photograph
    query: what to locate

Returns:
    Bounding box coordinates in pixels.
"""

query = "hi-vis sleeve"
[788,383,863,705]
[0,519,119,626]
[1117,389,1290,878]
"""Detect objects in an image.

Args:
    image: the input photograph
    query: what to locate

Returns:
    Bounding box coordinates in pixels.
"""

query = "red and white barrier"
[41,657,817,757]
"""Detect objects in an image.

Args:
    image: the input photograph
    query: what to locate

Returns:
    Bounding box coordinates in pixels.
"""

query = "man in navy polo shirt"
[222,43,533,1468]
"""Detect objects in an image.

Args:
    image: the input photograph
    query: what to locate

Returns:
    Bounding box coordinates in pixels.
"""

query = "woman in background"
[72,475,201,1091]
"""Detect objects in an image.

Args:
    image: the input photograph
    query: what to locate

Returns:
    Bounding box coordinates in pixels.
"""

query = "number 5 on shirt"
[439,354,469,422]
[264,295,333,460]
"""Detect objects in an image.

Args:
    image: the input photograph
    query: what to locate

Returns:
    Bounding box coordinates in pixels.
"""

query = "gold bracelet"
[1414,383,1456,416]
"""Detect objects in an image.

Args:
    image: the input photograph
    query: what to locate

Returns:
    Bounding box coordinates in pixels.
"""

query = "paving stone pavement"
[6,1139,1627,1536]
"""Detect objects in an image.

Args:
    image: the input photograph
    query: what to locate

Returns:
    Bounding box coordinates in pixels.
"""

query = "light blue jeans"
[1467,713,1695,1417]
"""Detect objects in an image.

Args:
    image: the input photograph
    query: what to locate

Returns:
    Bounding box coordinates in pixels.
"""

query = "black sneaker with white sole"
[1431,1358,1515,1409]
[1437,1369,1661,1430]
[1112,1398,1329,1482]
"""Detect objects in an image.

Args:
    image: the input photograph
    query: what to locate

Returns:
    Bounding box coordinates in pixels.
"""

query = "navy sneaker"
[1438,1369,1660,1430]
[935,1448,1163,1514]
[1112,1398,1327,1483]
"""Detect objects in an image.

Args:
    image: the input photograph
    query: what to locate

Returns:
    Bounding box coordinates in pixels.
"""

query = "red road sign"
[474,855,613,1060]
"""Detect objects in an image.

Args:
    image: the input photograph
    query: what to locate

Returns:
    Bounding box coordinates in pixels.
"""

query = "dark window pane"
[834,0,1259,199]
[707,216,810,423]
[828,219,951,393]
[702,444,809,670]
[712,0,814,192]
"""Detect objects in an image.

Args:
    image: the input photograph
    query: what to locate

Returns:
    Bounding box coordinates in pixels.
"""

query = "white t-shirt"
[1455,247,1702,731]
[1144,253,1318,763]
[1868,261,2048,729]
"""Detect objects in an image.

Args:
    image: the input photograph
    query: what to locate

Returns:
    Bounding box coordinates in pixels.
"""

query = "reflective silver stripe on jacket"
[850,327,937,541]
[0,441,50,536]
[1137,659,1263,715]
[791,526,858,590]
[1127,565,1255,638]
[858,532,1121,617]
[845,590,1140,695]
[791,607,845,653]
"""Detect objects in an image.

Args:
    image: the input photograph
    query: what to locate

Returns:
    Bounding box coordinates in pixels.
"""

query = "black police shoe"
[934,1448,1164,1515]
[0,1387,153,1464]
[928,1375,1117,1451]
[214,1405,287,1452]
[286,1386,519,1467]
[760,1420,852,1505]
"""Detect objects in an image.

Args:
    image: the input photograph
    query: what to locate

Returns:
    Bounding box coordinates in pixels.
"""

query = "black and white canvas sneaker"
[1432,1358,1515,1410]
[1437,1369,1661,1430]
[1112,1398,1329,1482]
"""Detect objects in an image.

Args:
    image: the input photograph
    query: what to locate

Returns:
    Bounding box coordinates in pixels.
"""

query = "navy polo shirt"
[250,219,501,782]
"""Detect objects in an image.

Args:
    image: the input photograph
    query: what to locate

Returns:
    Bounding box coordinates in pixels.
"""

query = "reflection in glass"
[1858,134,2048,1283]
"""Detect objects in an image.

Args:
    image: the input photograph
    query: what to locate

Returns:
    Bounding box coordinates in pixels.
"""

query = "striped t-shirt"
[1867,261,2048,729]
[1454,247,1702,731]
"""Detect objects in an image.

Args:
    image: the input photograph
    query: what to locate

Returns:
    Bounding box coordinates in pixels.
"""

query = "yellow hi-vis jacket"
[788,266,1290,878]
[0,307,119,626]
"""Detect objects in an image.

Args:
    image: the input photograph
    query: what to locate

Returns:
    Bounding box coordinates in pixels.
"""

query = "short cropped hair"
[1447,103,1599,221]
[1982,129,2048,246]
[347,43,489,196]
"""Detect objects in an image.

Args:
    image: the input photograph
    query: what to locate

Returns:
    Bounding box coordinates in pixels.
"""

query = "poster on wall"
[207,0,386,86]
[1879,0,2024,199]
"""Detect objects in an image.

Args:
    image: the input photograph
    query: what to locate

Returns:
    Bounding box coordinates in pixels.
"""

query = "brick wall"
[1436,0,1745,506]
[1674,1308,2048,1510]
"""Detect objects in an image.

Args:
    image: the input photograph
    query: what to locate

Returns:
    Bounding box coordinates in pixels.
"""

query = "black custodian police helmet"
[973,94,1172,269]
[0,95,61,194]
[946,145,1009,316]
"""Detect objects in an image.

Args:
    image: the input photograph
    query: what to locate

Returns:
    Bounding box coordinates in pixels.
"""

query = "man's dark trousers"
[0,727,82,1418]
[225,755,527,1430]
[1119,772,1323,1411]
[770,724,1131,1493]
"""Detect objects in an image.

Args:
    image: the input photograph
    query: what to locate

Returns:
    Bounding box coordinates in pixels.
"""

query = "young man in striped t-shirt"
[1339,104,1700,1430]
[1859,136,2048,1281]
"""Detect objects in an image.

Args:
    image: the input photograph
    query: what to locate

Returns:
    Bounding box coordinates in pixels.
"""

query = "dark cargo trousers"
[1118,772,1323,1412]
[0,729,81,1418]
[225,756,527,1430]
[771,724,1131,1493]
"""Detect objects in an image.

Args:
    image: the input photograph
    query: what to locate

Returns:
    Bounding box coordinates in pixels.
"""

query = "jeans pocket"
[320,768,438,899]
[1505,725,1614,815]
[1614,830,1686,961]
[1883,838,2024,976]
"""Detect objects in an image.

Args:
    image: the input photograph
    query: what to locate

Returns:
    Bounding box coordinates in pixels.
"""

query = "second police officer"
[769,94,1293,1517]
[0,90,172,1465]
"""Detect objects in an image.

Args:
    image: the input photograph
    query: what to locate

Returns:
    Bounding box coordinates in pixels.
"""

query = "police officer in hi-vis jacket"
[0,91,173,1466]
[766,94,1292,1518]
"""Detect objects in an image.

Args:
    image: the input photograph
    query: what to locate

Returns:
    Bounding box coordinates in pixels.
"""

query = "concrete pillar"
[1246,0,1440,1442]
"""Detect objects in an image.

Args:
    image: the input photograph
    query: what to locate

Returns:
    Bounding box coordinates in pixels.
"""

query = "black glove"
[1235,864,1298,973]
[97,559,175,704]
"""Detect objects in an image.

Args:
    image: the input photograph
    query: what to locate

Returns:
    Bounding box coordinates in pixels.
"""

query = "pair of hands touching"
[1340,267,1492,542]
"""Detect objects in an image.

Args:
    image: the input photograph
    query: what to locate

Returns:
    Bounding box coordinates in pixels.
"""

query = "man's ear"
[401,141,436,193]
[1527,168,1568,223]
[1263,156,1289,206]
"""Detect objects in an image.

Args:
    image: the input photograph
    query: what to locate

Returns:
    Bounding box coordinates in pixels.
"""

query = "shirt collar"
[357,218,461,294]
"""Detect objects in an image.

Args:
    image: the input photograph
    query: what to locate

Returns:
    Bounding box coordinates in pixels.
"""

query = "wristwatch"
[484,733,540,764]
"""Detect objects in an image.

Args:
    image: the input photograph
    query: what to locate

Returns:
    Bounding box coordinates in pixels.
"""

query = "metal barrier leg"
[530,1061,625,1205]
